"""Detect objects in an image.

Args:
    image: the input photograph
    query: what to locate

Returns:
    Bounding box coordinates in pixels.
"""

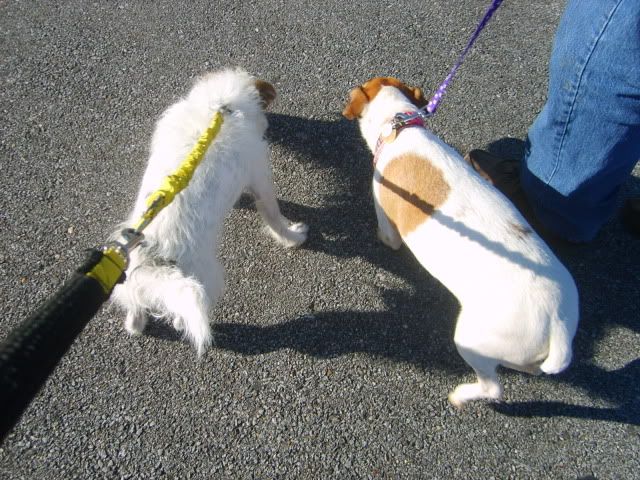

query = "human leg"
[521,0,640,242]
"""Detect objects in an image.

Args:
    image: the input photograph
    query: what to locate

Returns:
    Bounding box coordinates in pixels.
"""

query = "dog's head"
[342,77,427,120]
[254,79,276,109]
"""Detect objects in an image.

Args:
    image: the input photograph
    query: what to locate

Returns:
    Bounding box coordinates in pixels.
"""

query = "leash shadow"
[374,172,560,281]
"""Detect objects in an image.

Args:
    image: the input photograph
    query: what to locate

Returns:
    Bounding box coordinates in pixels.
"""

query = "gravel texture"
[1,1,639,479]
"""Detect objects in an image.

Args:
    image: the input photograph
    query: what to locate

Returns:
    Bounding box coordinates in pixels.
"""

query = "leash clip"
[117,228,145,252]
[107,228,145,265]
[382,110,432,143]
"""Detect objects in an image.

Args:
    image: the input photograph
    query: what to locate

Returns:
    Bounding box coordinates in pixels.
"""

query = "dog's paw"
[125,312,146,336]
[449,380,502,408]
[290,222,309,235]
[284,222,309,248]
[448,391,466,410]
[266,221,309,248]
[125,325,144,336]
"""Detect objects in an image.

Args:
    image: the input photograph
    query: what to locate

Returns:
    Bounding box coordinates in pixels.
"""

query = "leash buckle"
[382,110,431,143]
[393,111,418,128]
[107,228,145,264]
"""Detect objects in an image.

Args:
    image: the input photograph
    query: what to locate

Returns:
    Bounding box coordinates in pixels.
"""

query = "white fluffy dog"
[112,68,308,355]
[343,77,579,406]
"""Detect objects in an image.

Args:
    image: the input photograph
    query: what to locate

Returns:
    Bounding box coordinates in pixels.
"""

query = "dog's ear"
[398,84,427,108]
[254,79,277,109]
[410,86,427,108]
[342,86,369,120]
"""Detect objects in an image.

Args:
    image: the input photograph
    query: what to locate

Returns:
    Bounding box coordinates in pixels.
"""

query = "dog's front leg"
[373,197,402,250]
[249,166,308,248]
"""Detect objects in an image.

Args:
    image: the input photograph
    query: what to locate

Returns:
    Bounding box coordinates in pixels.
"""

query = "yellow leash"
[133,110,224,232]
[88,110,225,293]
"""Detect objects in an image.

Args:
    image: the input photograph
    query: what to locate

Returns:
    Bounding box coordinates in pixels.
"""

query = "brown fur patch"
[254,79,276,109]
[378,153,450,237]
[342,77,427,119]
[342,87,369,120]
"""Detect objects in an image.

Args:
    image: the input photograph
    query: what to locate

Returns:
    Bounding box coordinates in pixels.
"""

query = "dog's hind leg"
[125,310,148,335]
[249,170,308,248]
[449,346,503,408]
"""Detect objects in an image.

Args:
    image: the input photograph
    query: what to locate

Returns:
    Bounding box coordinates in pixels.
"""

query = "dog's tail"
[114,262,212,356]
[540,277,579,375]
[539,310,578,375]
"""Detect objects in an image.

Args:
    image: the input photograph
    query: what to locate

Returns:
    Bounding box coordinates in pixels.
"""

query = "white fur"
[356,85,579,406]
[111,68,308,355]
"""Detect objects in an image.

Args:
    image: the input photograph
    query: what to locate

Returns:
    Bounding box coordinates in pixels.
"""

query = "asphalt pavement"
[1,1,639,478]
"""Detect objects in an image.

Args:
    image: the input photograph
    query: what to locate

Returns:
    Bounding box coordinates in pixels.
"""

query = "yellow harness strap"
[133,111,224,231]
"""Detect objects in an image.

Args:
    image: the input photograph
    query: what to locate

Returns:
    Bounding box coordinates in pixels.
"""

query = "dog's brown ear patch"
[401,85,427,108]
[342,87,369,120]
[378,153,450,236]
[254,80,276,109]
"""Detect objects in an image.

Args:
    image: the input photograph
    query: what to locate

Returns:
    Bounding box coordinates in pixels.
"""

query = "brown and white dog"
[343,77,579,407]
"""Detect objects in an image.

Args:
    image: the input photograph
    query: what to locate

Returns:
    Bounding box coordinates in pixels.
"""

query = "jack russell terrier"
[343,76,579,407]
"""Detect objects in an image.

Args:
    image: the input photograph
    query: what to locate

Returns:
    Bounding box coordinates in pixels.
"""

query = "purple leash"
[424,0,504,116]
[377,0,505,157]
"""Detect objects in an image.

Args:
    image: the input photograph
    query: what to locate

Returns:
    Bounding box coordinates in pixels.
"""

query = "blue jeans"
[521,0,640,242]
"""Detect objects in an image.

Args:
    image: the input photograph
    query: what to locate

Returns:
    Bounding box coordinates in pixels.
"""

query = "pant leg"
[521,0,640,242]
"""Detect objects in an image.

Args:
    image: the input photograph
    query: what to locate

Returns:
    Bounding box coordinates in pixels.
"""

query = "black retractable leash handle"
[0,249,124,442]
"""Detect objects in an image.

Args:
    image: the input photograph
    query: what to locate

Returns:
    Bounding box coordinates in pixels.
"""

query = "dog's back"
[112,69,273,354]
[133,69,269,240]
[377,126,579,373]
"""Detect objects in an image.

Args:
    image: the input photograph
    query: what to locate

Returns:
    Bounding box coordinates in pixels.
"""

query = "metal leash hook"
[108,227,145,263]
[381,110,434,143]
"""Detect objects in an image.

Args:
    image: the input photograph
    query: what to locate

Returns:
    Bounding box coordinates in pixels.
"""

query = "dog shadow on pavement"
[213,286,463,373]
[213,111,466,375]
[492,359,640,426]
